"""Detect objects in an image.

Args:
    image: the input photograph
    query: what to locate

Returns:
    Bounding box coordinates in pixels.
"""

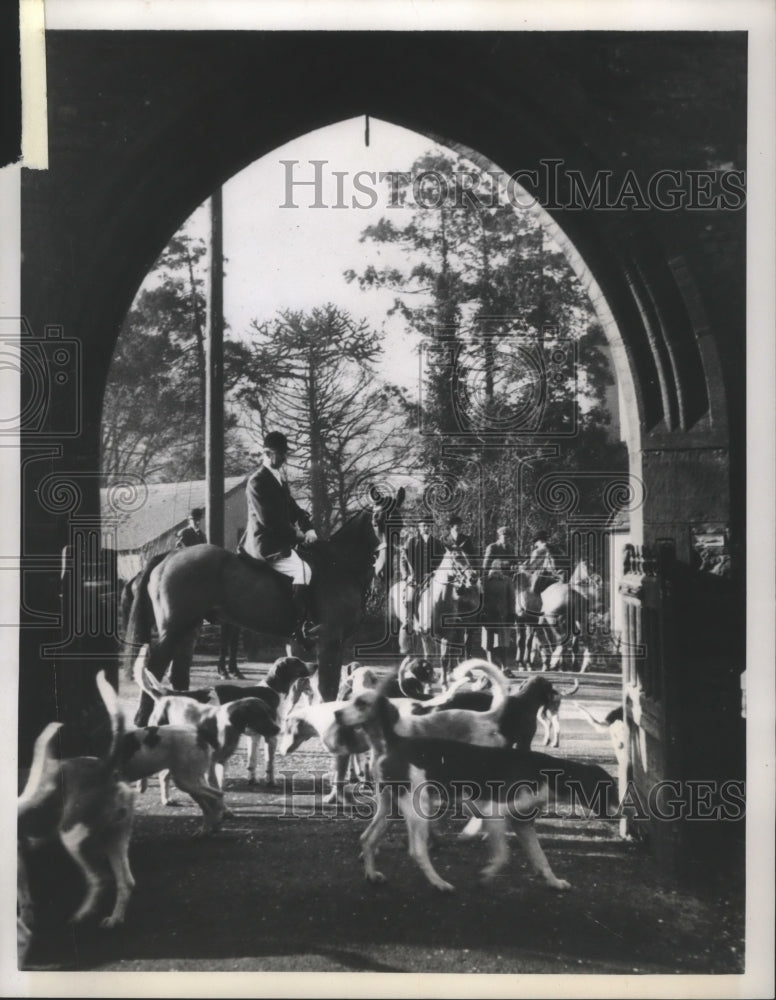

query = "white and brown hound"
[18,673,136,956]
[337,693,618,893]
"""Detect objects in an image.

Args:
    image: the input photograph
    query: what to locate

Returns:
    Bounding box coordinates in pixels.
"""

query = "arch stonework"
[20,31,745,874]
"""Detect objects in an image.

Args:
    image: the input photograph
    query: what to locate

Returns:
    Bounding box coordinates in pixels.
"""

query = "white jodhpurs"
[270,548,311,585]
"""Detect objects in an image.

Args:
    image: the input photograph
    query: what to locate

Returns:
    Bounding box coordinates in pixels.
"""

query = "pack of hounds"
[17,650,625,964]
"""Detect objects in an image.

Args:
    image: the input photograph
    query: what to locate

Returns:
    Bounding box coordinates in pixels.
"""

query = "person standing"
[238,431,320,642]
[175,508,207,548]
[443,514,478,658]
[482,525,518,674]
[483,525,517,578]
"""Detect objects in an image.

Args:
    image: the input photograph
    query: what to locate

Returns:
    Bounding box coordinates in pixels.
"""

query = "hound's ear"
[375,694,400,729]
[376,676,396,699]
[257,704,281,736]
[396,486,406,507]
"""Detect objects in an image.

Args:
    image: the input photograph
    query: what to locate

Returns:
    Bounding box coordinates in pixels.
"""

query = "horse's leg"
[398,623,413,656]
[535,625,551,672]
[217,624,231,679]
[316,635,343,702]
[527,626,540,670]
[419,632,441,688]
[547,623,565,671]
[515,621,525,666]
[218,624,245,679]
[170,625,198,690]
[134,632,182,726]
[229,627,245,679]
[569,629,579,672]
[440,639,452,688]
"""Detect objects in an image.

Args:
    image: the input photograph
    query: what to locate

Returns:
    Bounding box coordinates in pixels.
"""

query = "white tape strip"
[20,0,48,170]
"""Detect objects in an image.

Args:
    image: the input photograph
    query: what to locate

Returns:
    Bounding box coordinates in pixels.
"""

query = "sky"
[182,117,438,395]
[130,115,620,429]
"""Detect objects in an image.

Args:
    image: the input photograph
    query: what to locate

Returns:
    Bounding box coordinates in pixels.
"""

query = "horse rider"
[483,525,517,579]
[525,530,561,592]
[237,430,321,644]
[400,517,444,634]
[175,507,207,548]
[443,514,476,566]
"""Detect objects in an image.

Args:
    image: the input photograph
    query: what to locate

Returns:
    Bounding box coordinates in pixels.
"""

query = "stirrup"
[292,620,323,646]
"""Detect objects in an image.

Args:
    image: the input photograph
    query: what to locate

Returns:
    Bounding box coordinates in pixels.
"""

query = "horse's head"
[570,559,603,607]
[437,550,479,596]
[368,485,405,583]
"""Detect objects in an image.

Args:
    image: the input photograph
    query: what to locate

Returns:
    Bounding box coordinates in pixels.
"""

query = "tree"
[232,305,417,534]
[345,150,628,554]
[101,229,250,484]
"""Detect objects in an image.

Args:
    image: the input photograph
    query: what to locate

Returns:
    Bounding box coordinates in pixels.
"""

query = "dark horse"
[124,487,404,723]
[124,569,247,682]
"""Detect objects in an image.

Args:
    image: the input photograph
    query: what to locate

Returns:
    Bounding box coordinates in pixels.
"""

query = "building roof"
[101,476,247,551]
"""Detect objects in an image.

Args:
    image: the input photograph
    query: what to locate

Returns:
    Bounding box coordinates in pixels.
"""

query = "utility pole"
[205,188,224,547]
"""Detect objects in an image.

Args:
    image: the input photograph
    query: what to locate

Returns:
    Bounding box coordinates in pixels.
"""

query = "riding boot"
[291,584,323,645]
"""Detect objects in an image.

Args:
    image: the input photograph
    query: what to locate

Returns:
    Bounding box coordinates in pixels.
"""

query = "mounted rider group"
[124,431,603,719]
[390,515,602,679]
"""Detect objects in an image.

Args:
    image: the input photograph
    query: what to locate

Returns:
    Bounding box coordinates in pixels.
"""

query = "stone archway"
[20,30,745,875]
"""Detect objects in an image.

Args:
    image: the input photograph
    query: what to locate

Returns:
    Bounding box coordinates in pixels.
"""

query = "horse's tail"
[450,658,510,719]
[132,644,166,699]
[122,552,168,679]
[119,578,136,635]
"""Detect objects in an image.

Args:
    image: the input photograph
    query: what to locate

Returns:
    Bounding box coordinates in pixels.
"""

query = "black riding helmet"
[263,431,291,453]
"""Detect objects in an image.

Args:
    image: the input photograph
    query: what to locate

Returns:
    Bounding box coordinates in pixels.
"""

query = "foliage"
[101,231,250,484]
[232,304,418,534]
[345,150,628,557]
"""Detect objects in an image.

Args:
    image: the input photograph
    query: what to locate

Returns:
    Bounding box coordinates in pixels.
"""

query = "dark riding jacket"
[175,525,206,548]
[238,464,313,561]
[400,533,445,583]
[483,541,517,578]
[443,531,476,563]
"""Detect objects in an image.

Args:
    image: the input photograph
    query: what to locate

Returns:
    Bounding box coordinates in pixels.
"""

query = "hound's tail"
[450,659,510,719]
[17,722,64,810]
[95,670,127,773]
[132,645,166,700]
[19,673,127,810]
[569,701,611,733]
[122,552,168,679]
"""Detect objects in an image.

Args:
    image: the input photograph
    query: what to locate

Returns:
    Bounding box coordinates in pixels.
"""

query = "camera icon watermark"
[0,318,82,437]
[419,321,577,439]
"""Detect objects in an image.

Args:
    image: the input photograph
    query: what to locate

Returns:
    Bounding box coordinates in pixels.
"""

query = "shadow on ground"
[20,658,745,976]
[22,805,744,975]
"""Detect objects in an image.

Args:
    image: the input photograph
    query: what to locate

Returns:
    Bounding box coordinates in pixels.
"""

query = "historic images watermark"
[279,158,746,212]
[275,770,747,824]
